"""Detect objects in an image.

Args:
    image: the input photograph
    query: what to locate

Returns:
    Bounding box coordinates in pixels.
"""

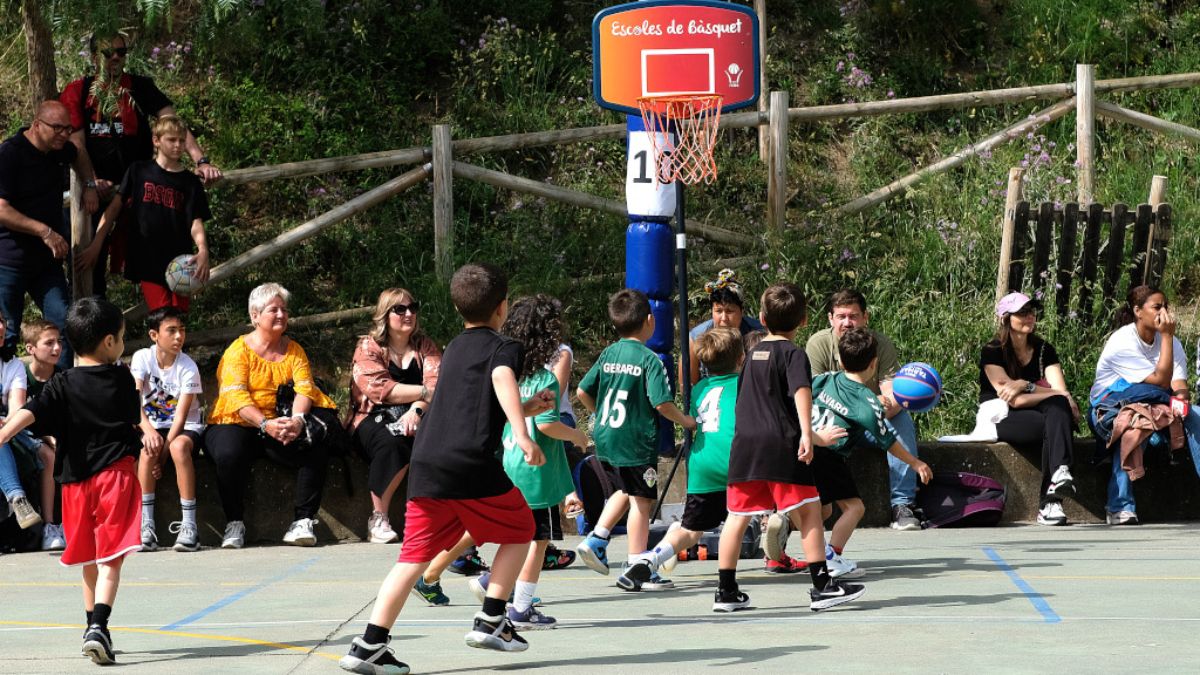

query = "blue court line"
[161,557,319,631]
[982,547,1061,624]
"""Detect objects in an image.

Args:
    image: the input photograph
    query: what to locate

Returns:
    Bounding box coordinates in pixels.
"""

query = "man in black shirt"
[0,101,93,366]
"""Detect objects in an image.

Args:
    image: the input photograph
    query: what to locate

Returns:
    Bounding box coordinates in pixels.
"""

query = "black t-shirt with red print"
[116,160,211,285]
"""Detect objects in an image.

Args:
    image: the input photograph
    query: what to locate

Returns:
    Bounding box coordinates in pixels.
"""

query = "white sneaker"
[1046,465,1075,498]
[10,495,42,530]
[140,520,159,552]
[827,553,866,579]
[221,520,246,549]
[368,511,398,544]
[42,522,66,551]
[170,521,201,552]
[659,522,682,573]
[1037,501,1068,526]
[283,517,318,546]
[1106,510,1139,526]
[763,512,790,562]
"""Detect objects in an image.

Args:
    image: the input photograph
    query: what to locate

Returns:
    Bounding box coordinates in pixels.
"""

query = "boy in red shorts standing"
[0,297,160,664]
[341,263,554,675]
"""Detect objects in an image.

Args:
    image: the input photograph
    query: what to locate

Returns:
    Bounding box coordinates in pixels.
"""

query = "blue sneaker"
[642,569,674,591]
[468,572,541,606]
[615,561,653,592]
[411,576,450,606]
[506,604,557,630]
[448,548,490,576]
[576,533,611,575]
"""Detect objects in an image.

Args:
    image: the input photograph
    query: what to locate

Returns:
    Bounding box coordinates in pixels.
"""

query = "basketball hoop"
[637,94,723,186]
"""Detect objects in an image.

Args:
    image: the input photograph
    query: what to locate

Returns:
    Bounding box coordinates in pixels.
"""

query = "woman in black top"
[980,292,1080,525]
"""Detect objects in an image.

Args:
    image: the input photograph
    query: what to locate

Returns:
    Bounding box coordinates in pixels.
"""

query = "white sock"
[141,494,155,525]
[649,542,675,567]
[513,581,537,612]
[593,526,611,539]
[628,553,644,565]
[181,498,197,527]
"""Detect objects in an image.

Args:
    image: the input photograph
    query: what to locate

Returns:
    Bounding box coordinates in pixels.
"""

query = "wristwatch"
[196,156,211,166]
[412,407,425,418]
[85,179,98,189]
[1023,381,1036,394]
[258,418,269,434]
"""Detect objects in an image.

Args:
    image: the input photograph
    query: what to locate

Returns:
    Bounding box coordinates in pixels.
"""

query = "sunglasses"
[390,302,421,316]
[37,118,73,135]
[101,47,129,59]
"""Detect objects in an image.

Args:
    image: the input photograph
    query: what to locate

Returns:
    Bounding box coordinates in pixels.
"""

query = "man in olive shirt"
[806,289,922,531]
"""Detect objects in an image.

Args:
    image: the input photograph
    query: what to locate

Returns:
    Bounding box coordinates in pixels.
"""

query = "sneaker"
[827,553,866,579]
[367,512,398,544]
[541,543,575,570]
[221,520,246,549]
[283,518,317,546]
[170,521,201,552]
[1106,510,1139,526]
[10,496,41,530]
[411,576,450,606]
[81,625,115,665]
[141,519,159,552]
[615,561,653,592]
[659,522,682,573]
[1046,465,1076,498]
[506,604,557,630]
[468,573,541,606]
[448,548,490,576]
[712,587,751,613]
[764,554,807,574]
[339,636,410,675]
[41,522,65,551]
[576,533,611,575]
[641,569,674,591]
[809,578,867,612]
[763,512,790,562]
[1037,501,1068,526]
[890,503,922,531]
[464,612,528,652]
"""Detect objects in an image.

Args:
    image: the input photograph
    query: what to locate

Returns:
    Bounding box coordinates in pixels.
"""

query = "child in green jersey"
[576,289,697,587]
[617,326,742,592]
[811,328,932,580]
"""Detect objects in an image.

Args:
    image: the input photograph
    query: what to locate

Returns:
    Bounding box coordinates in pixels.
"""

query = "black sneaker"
[615,561,653,591]
[712,587,751,613]
[890,503,922,531]
[464,612,528,652]
[809,579,867,612]
[339,636,410,675]
[82,625,115,665]
[448,549,490,576]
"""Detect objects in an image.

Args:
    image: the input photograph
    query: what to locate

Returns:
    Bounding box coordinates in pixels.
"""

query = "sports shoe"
[411,576,450,606]
[641,569,674,591]
[1106,510,1139,526]
[827,553,866,579]
[1037,501,1068,526]
[339,636,410,675]
[541,543,575,570]
[367,511,398,544]
[221,520,246,549]
[464,612,528,652]
[10,495,41,529]
[712,587,751,613]
[809,578,867,612]
[468,573,541,606]
[170,521,201,552]
[506,604,557,630]
[1046,465,1076,498]
[764,554,807,574]
[615,561,653,591]
[763,512,790,562]
[576,533,611,575]
[448,548,490,576]
[283,517,317,546]
[659,522,682,572]
[141,519,159,552]
[41,522,65,551]
[890,503,922,531]
[82,625,115,665]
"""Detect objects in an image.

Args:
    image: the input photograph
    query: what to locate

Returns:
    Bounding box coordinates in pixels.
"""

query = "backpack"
[658,517,763,561]
[571,454,627,535]
[916,471,1007,528]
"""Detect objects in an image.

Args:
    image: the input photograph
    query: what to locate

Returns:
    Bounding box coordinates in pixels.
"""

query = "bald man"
[0,101,92,366]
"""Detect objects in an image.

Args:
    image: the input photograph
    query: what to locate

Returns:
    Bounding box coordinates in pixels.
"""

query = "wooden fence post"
[1077,203,1104,324]
[755,0,768,161]
[767,90,788,233]
[1056,202,1079,317]
[1076,64,1096,205]
[1143,175,1168,286]
[68,169,92,300]
[995,167,1025,304]
[432,124,454,282]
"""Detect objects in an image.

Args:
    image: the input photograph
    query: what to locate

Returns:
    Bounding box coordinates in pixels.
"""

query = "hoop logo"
[725,63,743,88]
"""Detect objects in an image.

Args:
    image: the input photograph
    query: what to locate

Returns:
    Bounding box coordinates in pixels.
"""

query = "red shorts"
[60,457,141,567]
[398,487,535,564]
[727,480,820,517]
[140,282,191,312]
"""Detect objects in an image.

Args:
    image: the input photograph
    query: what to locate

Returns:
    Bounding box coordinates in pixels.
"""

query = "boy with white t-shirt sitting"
[22,318,65,549]
[130,307,204,551]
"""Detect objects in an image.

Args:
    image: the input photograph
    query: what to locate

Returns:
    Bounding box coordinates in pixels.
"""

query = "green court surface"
[2,524,1200,673]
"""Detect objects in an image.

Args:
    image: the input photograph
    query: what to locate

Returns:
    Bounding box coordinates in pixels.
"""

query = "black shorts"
[681,491,726,532]
[154,428,202,451]
[600,460,659,500]
[530,505,564,541]
[813,446,860,505]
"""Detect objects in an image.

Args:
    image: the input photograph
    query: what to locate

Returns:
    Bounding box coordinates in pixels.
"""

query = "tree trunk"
[22,0,58,113]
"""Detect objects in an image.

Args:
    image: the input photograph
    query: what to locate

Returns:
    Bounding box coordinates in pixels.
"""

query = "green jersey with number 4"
[810,371,898,459]
[579,338,672,467]
[687,373,738,493]
[501,369,573,509]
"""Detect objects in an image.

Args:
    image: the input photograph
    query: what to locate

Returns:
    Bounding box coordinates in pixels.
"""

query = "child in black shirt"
[0,297,161,664]
[341,263,555,675]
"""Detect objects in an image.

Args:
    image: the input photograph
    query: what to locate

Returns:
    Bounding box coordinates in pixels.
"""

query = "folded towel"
[938,399,1010,443]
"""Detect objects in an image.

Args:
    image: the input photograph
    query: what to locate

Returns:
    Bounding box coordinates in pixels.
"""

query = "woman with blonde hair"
[346,288,441,543]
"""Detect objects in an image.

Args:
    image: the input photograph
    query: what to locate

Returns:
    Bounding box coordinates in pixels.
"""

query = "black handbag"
[275,380,351,456]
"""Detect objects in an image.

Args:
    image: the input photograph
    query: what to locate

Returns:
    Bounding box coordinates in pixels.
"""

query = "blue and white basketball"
[892,362,943,413]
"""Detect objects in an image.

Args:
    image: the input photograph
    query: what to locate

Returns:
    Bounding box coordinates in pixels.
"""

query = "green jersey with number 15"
[579,338,673,467]
[687,373,738,493]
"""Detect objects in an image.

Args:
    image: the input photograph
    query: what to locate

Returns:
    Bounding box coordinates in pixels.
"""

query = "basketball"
[892,362,943,413]
[164,254,199,296]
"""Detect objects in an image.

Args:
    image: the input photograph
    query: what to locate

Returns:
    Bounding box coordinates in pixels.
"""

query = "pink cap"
[996,291,1036,317]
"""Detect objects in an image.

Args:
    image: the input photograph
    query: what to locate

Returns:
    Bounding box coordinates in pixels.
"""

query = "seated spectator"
[980,293,1079,526]
[346,288,440,544]
[0,311,37,531]
[205,283,338,548]
[20,318,63,549]
[682,268,763,388]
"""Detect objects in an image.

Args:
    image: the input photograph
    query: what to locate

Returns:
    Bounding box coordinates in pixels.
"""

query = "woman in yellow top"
[206,283,337,549]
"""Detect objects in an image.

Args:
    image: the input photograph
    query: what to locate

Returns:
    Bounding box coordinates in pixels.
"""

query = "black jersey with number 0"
[728,339,814,485]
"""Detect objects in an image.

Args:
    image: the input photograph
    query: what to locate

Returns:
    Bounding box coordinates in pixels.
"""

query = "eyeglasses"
[100,47,129,59]
[36,119,73,135]
[390,302,421,316]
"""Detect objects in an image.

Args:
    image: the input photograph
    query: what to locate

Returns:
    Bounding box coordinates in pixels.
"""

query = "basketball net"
[637,94,722,186]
